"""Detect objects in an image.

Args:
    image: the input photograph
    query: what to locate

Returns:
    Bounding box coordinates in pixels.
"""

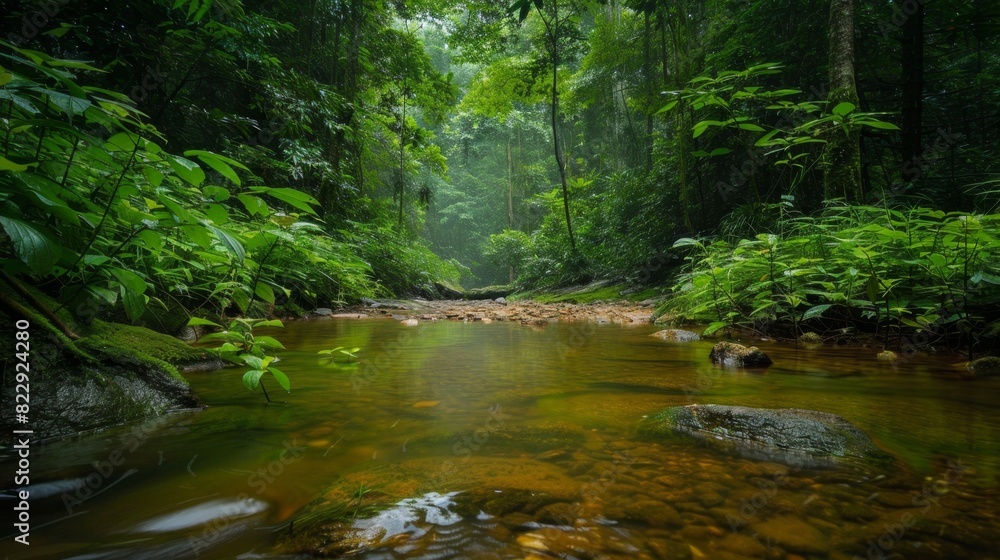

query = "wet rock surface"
[641,404,889,467]
[650,329,701,342]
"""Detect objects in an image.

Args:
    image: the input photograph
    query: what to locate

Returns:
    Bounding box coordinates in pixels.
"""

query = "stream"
[2,317,999,559]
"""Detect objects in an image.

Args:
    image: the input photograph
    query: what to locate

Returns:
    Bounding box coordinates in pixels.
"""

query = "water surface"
[3,318,998,559]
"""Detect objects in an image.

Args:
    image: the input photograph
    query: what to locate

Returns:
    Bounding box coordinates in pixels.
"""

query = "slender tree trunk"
[543,1,576,251]
[899,0,924,183]
[507,136,514,230]
[823,0,863,202]
[644,9,653,172]
[398,76,406,227]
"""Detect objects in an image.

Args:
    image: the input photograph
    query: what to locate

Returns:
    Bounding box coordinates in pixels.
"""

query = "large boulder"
[709,341,772,367]
[641,404,889,467]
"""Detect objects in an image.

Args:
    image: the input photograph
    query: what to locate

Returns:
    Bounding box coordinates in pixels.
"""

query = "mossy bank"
[0,318,218,446]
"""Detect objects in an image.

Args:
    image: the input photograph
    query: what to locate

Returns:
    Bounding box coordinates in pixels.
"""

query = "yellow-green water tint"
[3,319,998,559]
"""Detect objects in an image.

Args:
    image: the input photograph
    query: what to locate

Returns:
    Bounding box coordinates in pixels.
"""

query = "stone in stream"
[708,341,772,367]
[798,332,824,346]
[640,404,890,468]
[650,329,701,342]
[966,356,1000,378]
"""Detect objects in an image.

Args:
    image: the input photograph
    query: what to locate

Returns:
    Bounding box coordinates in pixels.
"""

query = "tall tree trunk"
[644,9,653,172]
[823,0,863,202]
[899,0,924,184]
[507,136,514,230]
[543,1,576,251]
[398,75,406,227]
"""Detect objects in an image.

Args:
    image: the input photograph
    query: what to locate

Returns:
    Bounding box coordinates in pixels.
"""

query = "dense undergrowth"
[658,203,1000,355]
[0,41,460,336]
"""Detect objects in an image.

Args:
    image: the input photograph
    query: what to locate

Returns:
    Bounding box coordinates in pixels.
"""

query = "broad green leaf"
[202,185,230,201]
[0,157,30,171]
[254,336,285,350]
[205,203,230,225]
[188,151,241,185]
[243,369,265,391]
[253,319,284,329]
[186,317,222,327]
[121,286,146,322]
[136,229,164,252]
[832,102,856,116]
[0,215,61,274]
[866,275,880,302]
[269,367,290,391]
[110,267,148,294]
[207,224,245,262]
[703,321,728,336]
[252,187,319,215]
[858,119,900,130]
[237,194,269,217]
[802,304,831,321]
[254,282,275,303]
[167,154,205,186]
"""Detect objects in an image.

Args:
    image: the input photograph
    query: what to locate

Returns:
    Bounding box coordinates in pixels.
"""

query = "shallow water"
[2,318,999,559]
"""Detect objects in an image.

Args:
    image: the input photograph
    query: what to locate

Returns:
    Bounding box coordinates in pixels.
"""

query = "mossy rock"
[798,332,824,345]
[876,350,898,362]
[0,319,212,444]
[709,341,772,368]
[465,285,514,300]
[640,404,891,468]
[966,356,1000,378]
[81,320,213,374]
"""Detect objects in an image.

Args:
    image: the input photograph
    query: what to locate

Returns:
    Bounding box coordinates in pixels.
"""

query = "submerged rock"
[650,329,701,342]
[640,404,889,467]
[709,341,772,367]
[966,356,1000,378]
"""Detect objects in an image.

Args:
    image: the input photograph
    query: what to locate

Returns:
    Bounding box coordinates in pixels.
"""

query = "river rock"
[966,356,1000,378]
[798,332,824,345]
[640,404,889,467]
[650,329,701,342]
[709,341,772,367]
[876,350,897,362]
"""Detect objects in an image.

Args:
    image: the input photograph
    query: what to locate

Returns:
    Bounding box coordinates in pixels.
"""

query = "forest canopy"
[1,0,998,348]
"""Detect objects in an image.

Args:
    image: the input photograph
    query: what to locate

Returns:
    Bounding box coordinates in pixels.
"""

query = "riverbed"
[2,317,998,559]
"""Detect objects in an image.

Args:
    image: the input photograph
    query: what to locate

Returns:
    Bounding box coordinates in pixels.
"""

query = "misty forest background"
[1,0,999,350]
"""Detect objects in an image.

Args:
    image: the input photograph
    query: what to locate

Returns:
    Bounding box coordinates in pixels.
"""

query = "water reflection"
[2,318,998,559]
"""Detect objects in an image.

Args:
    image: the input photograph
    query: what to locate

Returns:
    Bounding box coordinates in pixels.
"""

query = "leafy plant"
[660,204,1000,351]
[189,317,289,402]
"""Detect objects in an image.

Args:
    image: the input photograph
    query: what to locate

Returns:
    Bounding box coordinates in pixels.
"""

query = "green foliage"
[661,204,1000,347]
[190,317,289,401]
[484,230,532,275]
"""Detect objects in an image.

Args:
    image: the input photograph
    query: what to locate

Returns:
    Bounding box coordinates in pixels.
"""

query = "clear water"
[2,318,999,559]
